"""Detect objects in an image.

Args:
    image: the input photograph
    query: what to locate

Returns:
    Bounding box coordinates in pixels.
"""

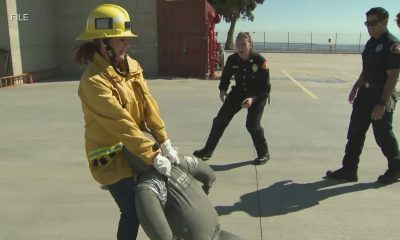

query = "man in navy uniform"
[194,32,271,165]
[326,7,400,184]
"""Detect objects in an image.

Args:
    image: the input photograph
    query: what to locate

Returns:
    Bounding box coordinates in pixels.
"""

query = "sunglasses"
[364,20,379,27]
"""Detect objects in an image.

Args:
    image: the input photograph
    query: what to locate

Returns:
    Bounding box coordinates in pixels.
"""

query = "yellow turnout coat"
[78,53,168,185]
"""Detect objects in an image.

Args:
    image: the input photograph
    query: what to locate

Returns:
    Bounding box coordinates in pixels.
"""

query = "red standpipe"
[207,9,221,78]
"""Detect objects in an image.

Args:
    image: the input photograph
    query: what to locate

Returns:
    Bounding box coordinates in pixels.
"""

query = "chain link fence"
[216,31,400,53]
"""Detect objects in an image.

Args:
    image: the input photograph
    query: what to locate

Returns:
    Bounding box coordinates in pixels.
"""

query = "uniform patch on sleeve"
[390,43,400,54]
[262,60,269,70]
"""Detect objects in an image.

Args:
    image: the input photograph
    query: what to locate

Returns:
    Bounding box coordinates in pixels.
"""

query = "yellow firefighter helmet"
[76,4,137,40]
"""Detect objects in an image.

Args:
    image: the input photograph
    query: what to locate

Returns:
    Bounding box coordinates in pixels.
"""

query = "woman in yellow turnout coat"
[75,4,178,239]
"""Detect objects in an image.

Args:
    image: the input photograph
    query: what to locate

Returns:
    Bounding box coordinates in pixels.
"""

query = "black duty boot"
[253,154,270,165]
[377,169,400,184]
[325,168,358,182]
[193,148,213,161]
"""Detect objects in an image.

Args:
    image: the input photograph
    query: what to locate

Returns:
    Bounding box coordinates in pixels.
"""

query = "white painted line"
[341,71,358,80]
[281,69,318,99]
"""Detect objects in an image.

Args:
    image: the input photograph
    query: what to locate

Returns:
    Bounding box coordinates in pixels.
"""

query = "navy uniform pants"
[204,88,269,158]
[342,88,400,172]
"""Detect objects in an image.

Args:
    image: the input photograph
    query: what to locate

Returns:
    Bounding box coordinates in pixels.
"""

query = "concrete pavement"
[0,53,399,240]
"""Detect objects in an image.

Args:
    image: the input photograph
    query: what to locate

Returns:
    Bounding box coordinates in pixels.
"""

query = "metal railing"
[0,74,31,88]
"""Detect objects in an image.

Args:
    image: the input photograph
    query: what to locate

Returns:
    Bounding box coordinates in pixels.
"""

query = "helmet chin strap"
[113,55,129,77]
[103,39,117,66]
[103,39,128,76]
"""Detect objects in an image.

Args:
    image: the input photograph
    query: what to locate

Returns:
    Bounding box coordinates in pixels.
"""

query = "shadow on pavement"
[215,179,384,217]
[210,160,254,171]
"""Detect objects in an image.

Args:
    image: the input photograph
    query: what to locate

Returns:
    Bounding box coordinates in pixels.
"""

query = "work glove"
[160,139,180,164]
[153,153,172,178]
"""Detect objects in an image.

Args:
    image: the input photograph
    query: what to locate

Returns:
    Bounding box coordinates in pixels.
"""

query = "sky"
[215,0,400,44]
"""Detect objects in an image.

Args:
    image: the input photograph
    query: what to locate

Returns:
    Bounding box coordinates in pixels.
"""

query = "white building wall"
[2,0,24,75]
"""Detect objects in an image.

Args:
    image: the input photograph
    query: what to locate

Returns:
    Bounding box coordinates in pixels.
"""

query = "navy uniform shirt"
[361,31,400,86]
[219,51,270,101]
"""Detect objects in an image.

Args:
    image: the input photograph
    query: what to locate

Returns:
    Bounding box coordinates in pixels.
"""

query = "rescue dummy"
[123,147,245,240]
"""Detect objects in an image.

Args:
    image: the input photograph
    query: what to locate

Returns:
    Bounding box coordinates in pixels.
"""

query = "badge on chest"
[375,44,383,52]
[252,64,258,72]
